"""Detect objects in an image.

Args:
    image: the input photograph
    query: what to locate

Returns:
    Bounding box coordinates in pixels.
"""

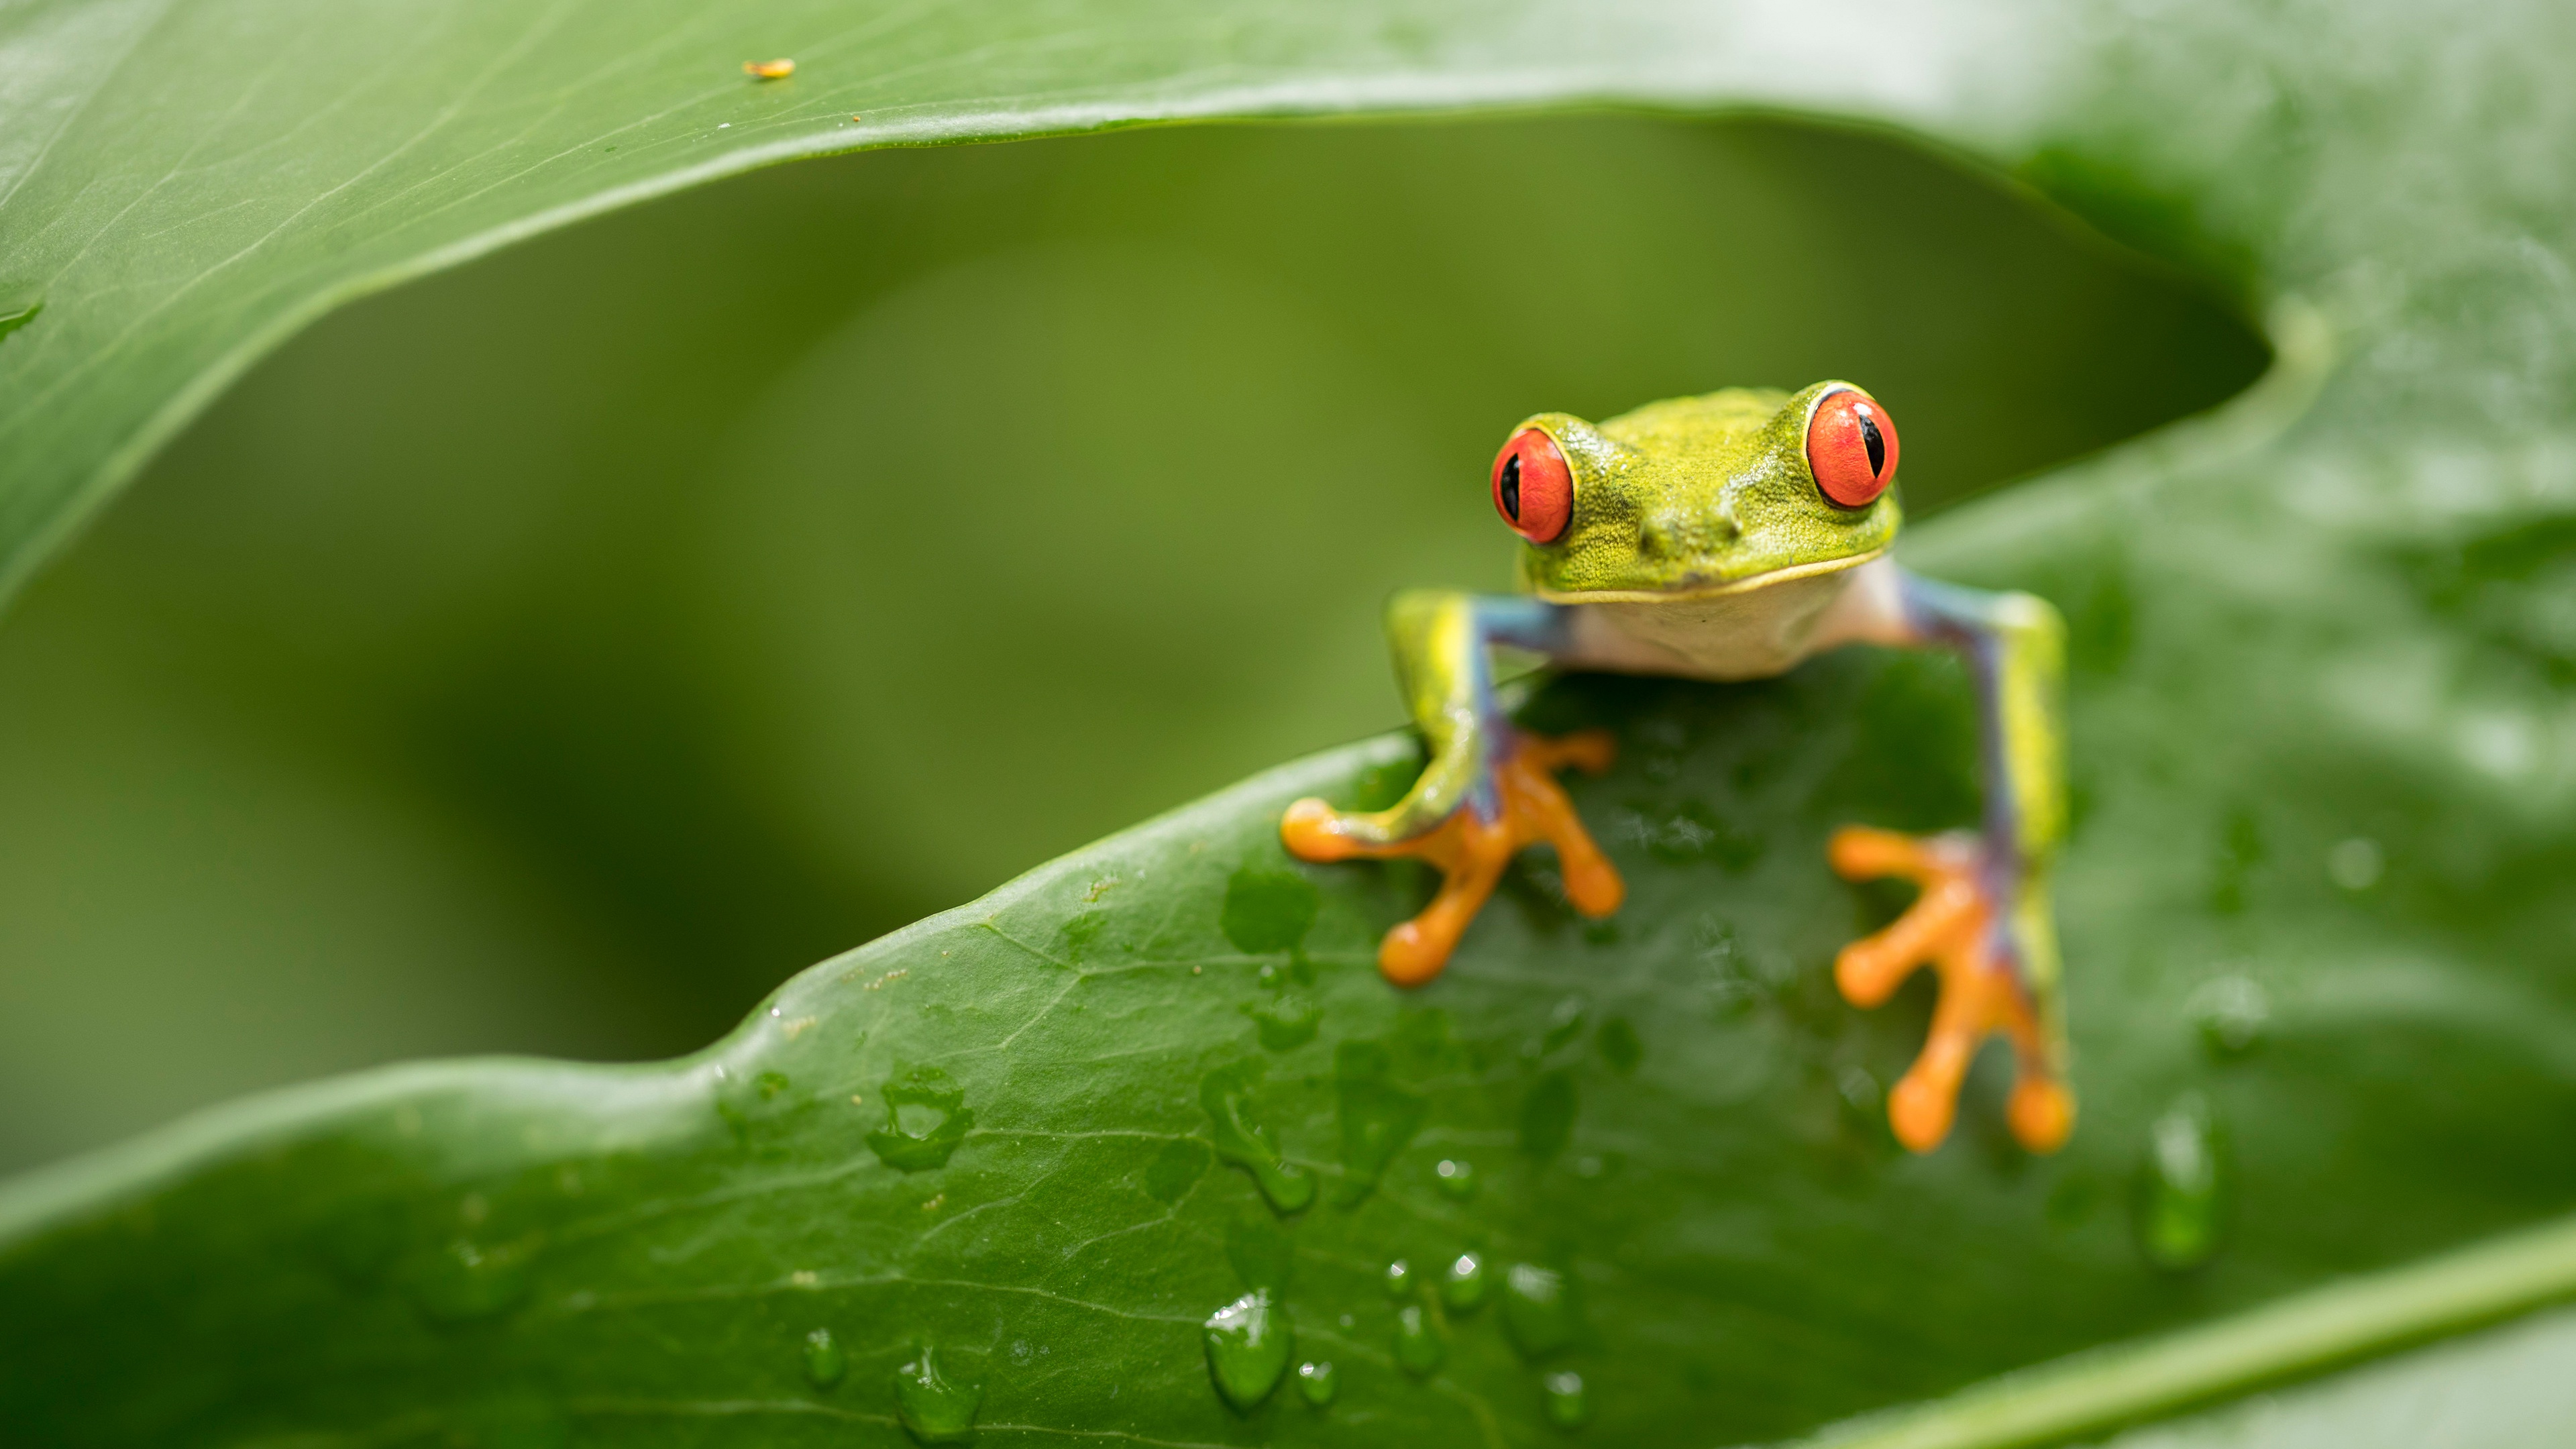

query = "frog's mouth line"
[1531,545,1884,606]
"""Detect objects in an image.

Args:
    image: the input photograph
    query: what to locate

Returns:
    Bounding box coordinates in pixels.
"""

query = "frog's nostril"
[1641,510,1731,556]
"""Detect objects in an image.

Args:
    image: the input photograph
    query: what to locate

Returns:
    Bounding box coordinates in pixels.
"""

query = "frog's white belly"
[1556,555,1886,682]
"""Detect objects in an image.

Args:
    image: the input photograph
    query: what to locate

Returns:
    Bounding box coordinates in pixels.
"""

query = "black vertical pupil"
[1500,452,1523,521]
[1858,411,1886,476]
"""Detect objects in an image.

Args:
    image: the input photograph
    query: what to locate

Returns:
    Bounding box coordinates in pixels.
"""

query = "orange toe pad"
[1829,825,2072,1155]
[1283,731,1621,987]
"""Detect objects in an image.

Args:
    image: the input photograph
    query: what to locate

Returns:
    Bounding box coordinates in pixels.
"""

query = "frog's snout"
[1638,506,1740,559]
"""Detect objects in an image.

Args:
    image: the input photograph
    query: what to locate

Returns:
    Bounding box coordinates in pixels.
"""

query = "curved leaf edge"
[0,735,1403,1246]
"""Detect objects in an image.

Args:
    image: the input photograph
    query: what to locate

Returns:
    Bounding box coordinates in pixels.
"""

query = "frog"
[1281,382,2072,1154]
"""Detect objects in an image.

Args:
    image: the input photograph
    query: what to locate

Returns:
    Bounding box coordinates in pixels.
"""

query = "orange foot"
[1828,826,2074,1155]
[1282,731,1623,987]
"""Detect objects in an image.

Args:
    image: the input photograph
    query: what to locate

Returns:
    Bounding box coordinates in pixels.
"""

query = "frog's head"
[1494,382,1902,600]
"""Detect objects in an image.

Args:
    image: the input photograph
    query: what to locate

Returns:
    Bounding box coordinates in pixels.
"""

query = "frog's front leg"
[1823,564,2074,1155]
[1281,590,1622,985]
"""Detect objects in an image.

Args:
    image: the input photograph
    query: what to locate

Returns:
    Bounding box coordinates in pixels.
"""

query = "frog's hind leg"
[1282,592,1621,986]
[1817,564,2074,1155]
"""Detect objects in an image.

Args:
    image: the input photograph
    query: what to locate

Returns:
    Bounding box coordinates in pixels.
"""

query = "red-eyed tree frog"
[1281,384,2073,1155]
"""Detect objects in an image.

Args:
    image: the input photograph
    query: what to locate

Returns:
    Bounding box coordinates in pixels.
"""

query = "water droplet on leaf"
[1245,991,1321,1051]
[1434,1157,1477,1201]
[1441,1251,1487,1311]
[2188,975,2269,1057]
[1501,1262,1579,1360]
[804,1326,847,1388]
[1203,1289,1294,1411]
[1383,1257,1415,1298]
[2137,1091,2226,1271]
[895,1344,981,1443]
[1201,1061,1314,1214]
[867,1067,974,1171]
[1393,1301,1446,1377]
[1297,1358,1338,1406]
[1544,1369,1589,1428]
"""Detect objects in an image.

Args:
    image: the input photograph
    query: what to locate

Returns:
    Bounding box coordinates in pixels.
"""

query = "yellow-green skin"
[1517,382,1898,598]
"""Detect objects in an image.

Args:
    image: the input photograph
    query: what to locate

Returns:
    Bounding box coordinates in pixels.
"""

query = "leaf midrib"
[1777,1207,2576,1449]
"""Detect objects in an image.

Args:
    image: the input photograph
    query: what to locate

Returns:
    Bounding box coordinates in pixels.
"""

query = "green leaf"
[7,0,2576,1446]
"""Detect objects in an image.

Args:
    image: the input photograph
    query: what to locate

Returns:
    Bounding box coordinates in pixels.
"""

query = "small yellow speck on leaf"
[782,1014,817,1039]
[922,1193,946,1212]
[743,58,795,79]
[850,1093,865,1106]
[790,1269,819,1287]
[1191,965,1203,975]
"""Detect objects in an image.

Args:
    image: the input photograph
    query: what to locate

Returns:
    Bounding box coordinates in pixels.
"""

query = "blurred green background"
[0,113,2263,1176]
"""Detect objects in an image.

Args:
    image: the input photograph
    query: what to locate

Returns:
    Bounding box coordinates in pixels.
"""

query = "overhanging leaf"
[3,0,2042,602]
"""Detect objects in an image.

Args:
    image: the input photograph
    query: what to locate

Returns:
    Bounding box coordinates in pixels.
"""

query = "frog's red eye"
[1493,428,1572,543]
[1807,389,1899,508]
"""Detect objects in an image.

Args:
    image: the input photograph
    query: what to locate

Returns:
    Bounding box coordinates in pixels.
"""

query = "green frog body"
[1282,383,2072,1153]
